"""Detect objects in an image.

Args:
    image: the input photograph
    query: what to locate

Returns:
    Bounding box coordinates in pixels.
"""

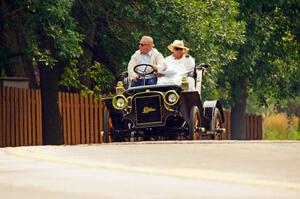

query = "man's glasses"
[175,47,183,51]
[139,43,150,46]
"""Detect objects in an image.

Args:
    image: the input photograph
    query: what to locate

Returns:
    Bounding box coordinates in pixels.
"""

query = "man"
[156,40,195,91]
[128,36,164,87]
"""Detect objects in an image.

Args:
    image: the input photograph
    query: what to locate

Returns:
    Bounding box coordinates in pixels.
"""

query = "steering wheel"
[133,64,155,76]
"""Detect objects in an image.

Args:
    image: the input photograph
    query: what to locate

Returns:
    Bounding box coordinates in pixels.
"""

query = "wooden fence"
[246,114,263,140]
[58,92,103,145]
[0,87,263,147]
[0,87,42,147]
[222,111,263,140]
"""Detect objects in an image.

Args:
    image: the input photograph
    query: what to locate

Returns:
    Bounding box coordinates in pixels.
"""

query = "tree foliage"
[221,0,300,107]
[1,0,299,142]
[24,0,83,67]
[64,0,245,94]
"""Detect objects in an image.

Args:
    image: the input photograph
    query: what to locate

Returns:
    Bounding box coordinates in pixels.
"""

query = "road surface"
[0,141,300,198]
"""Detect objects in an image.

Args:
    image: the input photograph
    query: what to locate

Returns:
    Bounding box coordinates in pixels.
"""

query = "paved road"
[0,141,300,199]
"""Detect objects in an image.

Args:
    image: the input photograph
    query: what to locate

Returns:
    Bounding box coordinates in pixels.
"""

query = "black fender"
[102,97,125,129]
[203,100,225,130]
[179,91,204,126]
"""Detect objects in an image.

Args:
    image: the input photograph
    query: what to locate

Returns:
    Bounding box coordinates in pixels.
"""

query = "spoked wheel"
[103,107,113,143]
[188,106,201,140]
[212,108,224,140]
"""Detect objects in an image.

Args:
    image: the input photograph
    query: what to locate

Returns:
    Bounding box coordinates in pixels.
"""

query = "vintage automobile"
[102,63,226,142]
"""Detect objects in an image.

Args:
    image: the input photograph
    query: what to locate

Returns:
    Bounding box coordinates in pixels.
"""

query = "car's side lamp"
[180,77,189,91]
[116,81,125,95]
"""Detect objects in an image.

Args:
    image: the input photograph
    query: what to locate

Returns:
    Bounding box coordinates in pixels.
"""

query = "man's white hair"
[141,36,154,46]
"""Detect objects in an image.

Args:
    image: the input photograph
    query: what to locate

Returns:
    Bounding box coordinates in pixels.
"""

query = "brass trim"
[127,96,133,109]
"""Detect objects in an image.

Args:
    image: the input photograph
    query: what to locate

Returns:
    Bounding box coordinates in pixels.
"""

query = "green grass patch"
[287,131,300,140]
[264,130,300,140]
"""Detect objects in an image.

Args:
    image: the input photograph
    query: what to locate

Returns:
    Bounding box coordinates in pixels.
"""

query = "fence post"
[70,93,75,145]
[0,87,3,147]
[80,94,85,144]
[28,89,33,145]
[15,88,20,146]
[23,89,28,146]
[88,95,94,143]
[67,93,72,144]
[31,89,37,145]
[258,115,263,139]
[19,88,24,146]
[84,95,90,144]
[223,111,231,140]
[74,93,80,144]
[11,87,16,146]
[37,89,42,145]
[99,95,103,144]
[94,96,99,143]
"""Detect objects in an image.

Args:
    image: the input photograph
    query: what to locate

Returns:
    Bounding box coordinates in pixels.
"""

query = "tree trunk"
[39,64,63,145]
[231,76,248,139]
[78,22,96,89]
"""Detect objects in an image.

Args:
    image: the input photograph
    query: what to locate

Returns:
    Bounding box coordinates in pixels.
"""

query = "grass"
[264,130,300,140]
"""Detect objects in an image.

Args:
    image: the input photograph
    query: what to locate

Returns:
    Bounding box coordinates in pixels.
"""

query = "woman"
[156,40,195,91]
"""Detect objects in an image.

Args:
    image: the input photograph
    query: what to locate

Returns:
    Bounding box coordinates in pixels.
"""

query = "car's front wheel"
[103,106,113,143]
[188,106,201,140]
[212,108,224,140]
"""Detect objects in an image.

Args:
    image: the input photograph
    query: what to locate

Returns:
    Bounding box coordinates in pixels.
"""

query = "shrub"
[263,113,300,140]
[263,113,288,138]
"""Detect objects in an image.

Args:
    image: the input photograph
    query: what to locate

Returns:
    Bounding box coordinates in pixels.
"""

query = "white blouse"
[157,54,195,90]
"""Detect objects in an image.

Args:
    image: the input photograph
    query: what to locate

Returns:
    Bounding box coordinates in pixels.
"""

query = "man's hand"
[131,75,139,81]
[152,64,158,71]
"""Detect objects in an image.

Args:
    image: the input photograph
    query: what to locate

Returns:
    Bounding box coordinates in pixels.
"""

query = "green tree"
[221,0,300,139]
[1,0,246,144]
[66,0,245,95]
[24,0,83,144]
[0,0,38,85]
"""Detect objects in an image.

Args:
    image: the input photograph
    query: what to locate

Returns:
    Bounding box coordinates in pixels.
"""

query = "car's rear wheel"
[188,106,201,140]
[213,108,223,140]
[103,107,113,143]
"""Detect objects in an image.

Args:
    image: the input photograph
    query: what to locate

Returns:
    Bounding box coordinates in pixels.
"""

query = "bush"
[263,113,288,137]
[263,113,300,140]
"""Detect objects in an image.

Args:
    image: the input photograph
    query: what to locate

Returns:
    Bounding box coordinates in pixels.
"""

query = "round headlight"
[168,93,177,103]
[116,98,125,108]
[164,90,179,106]
[112,95,127,110]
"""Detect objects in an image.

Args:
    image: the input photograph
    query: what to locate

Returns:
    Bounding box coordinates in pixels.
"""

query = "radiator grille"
[135,95,162,124]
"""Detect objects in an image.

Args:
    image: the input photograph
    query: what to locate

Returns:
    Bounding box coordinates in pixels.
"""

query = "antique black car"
[102,64,226,142]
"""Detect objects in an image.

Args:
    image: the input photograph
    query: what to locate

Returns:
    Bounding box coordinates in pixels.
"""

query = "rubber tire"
[103,107,113,143]
[188,106,201,140]
[213,108,223,140]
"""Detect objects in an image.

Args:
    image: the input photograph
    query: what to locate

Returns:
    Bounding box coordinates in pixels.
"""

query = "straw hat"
[167,40,189,52]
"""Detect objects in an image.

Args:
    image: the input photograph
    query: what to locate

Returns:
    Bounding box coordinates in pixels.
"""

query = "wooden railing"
[0,87,263,147]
